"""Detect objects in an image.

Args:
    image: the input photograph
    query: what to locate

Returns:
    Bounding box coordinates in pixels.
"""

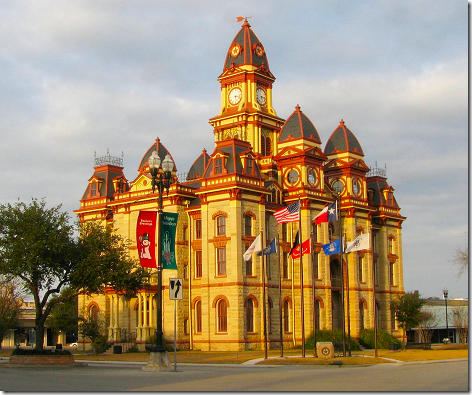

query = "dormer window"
[215,158,223,174]
[246,157,253,175]
[90,183,98,197]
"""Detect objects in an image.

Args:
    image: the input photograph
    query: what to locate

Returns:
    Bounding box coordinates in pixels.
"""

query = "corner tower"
[209,19,285,176]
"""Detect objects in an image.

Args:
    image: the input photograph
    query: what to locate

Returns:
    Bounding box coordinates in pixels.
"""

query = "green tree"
[0,199,148,350]
[392,291,424,346]
[79,312,110,354]
[0,277,22,348]
[46,288,79,342]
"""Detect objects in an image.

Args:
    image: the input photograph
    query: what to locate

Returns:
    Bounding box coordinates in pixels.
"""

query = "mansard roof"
[187,149,210,181]
[223,19,270,72]
[324,120,364,156]
[203,138,261,178]
[138,137,177,172]
[367,177,400,209]
[278,105,321,143]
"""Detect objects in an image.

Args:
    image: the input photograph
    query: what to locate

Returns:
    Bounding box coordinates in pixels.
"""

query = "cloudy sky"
[0,1,467,298]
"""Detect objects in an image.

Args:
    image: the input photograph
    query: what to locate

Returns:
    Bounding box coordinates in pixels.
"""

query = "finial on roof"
[155,137,160,151]
[340,119,345,126]
[236,16,251,25]
[295,104,301,112]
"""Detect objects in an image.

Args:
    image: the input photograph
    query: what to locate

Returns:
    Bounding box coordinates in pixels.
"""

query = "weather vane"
[236,16,252,22]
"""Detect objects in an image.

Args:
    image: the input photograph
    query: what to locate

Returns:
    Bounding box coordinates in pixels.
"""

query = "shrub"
[358,328,402,349]
[305,329,360,351]
[91,335,111,354]
[12,348,71,356]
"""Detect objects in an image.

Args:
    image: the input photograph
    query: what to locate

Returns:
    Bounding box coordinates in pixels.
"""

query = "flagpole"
[277,234,284,357]
[344,230,352,357]
[290,223,295,347]
[261,229,268,359]
[337,195,346,357]
[298,200,305,358]
[311,231,317,357]
[370,224,378,358]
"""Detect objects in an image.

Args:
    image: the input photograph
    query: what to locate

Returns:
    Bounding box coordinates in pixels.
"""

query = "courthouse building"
[75,20,406,351]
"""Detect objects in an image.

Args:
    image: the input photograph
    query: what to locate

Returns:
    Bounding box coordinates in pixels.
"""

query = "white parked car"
[69,342,78,347]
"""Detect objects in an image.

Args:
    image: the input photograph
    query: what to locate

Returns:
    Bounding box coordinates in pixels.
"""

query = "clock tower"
[209,19,285,176]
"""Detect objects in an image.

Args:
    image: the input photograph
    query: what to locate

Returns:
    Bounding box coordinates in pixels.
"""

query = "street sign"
[169,278,183,300]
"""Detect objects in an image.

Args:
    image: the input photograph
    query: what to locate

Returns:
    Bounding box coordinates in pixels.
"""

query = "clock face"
[256,88,267,105]
[228,88,242,105]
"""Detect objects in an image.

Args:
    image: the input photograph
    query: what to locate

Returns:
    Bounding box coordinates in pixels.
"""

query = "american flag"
[274,200,300,224]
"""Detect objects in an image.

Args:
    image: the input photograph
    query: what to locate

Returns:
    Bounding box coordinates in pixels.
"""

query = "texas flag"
[313,201,338,225]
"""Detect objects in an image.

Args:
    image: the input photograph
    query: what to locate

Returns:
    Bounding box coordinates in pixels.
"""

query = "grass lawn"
[0,345,466,365]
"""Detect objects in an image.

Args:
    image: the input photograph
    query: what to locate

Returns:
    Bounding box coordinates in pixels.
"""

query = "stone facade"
[75,20,405,351]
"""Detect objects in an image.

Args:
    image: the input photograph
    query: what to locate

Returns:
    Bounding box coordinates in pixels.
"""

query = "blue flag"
[322,239,341,255]
[257,238,277,256]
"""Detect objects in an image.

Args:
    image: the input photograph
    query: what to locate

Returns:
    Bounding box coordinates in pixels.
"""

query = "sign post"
[169,278,183,372]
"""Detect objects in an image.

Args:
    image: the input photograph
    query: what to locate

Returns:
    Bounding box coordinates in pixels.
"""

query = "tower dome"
[279,105,321,143]
[223,19,270,72]
[324,120,364,156]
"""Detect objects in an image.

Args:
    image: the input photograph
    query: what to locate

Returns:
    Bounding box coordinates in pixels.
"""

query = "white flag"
[243,234,262,261]
[345,233,370,253]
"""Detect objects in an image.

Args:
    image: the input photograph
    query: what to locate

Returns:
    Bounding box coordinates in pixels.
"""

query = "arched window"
[216,215,226,236]
[329,224,335,241]
[244,215,252,236]
[246,298,254,333]
[358,255,363,282]
[195,300,202,333]
[88,304,99,321]
[217,299,228,333]
[267,297,273,334]
[283,299,290,332]
[315,299,321,330]
[390,303,396,331]
[359,301,365,330]
[261,135,271,156]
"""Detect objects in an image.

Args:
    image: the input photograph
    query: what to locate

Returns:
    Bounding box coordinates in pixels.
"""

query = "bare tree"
[0,277,23,348]
[417,310,439,344]
[451,306,468,344]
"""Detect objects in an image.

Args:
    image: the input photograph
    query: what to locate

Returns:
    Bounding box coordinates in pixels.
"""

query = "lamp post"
[146,150,174,368]
[443,288,449,342]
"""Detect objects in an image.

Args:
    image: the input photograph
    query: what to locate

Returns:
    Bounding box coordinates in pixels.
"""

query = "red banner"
[137,211,157,268]
[291,238,311,259]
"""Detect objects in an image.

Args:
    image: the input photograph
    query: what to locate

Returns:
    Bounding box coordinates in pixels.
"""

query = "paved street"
[0,359,467,392]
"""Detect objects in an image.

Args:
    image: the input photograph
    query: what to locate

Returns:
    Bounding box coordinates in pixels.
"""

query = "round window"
[308,168,317,186]
[353,179,361,196]
[332,180,344,194]
[287,170,299,185]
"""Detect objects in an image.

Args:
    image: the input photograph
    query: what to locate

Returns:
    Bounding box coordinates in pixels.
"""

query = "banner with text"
[161,212,179,270]
[137,211,157,268]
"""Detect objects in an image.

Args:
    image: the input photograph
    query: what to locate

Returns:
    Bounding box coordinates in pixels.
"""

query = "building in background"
[75,20,406,351]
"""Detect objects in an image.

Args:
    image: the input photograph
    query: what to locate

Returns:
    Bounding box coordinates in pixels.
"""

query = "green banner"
[161,212,179,270]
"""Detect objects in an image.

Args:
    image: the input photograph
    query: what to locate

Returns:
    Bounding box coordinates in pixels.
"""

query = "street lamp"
[443,288,449,342]
[147,150,174,361]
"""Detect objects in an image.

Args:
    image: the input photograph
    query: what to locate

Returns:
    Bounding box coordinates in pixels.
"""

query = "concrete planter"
[9,354,76,365]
